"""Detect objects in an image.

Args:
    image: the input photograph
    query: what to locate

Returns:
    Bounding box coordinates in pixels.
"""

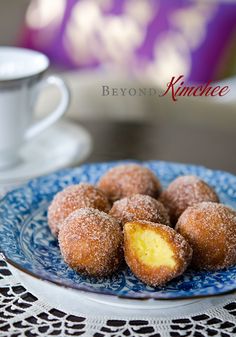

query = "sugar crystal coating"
[110,194,170,227]
[48,183,110,236]
[58,208,123,277]
[97,164,162,202]
[160,175,219,224]
[176,202,236,270]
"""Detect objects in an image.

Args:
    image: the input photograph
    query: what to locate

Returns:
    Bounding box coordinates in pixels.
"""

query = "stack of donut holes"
[48,164,236,287]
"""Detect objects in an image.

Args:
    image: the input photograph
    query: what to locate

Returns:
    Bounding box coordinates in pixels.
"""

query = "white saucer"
[0,120,92,186]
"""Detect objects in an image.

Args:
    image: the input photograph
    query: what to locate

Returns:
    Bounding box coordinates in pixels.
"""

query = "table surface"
[80,119,236,175]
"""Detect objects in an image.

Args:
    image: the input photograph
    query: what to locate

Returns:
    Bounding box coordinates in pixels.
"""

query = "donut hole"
[110,194,170,227]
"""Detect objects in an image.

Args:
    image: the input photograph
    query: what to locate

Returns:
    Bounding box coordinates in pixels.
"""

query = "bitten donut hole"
[124,221,192,286]
[125,222,176,269]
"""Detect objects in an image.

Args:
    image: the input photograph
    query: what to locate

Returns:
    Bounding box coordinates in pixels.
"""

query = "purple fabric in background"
[20,0,236,83]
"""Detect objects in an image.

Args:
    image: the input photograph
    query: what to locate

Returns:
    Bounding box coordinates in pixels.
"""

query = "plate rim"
[2,251,236,301]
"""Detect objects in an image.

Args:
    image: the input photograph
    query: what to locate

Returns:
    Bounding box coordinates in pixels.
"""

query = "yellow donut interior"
[125,222,176,268]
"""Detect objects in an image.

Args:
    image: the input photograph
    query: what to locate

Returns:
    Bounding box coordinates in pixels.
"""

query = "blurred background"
[0,0,236,171]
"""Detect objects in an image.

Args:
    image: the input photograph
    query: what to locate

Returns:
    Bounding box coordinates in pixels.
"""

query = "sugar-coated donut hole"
[160,175,219,225]
[58,208,123,277]
[48,183,110,236]
[97,164,162,202]
[110,194,170,227]
[176,202,236,270]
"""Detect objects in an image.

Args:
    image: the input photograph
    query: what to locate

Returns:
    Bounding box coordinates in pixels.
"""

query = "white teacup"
[0,47,70,169]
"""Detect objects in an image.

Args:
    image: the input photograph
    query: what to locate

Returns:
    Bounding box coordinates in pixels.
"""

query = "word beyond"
[102,86,157,96]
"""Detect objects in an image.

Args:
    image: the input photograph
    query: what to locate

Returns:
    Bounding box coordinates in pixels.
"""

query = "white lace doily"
[0,262,236,337]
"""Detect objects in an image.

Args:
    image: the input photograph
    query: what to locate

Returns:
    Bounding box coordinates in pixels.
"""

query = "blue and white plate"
[0,161,236,300]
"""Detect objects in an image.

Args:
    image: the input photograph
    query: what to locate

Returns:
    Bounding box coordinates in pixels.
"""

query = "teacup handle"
[24,75,70,141]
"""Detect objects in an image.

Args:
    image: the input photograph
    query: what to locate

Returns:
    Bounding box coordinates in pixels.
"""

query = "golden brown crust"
[58,208,123,277]
[97,164,162,202]
[176,202,236,270]
[159,175,219,224]
[124,221,192,286]
[110,194,170,227]
[48,183,110,236]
